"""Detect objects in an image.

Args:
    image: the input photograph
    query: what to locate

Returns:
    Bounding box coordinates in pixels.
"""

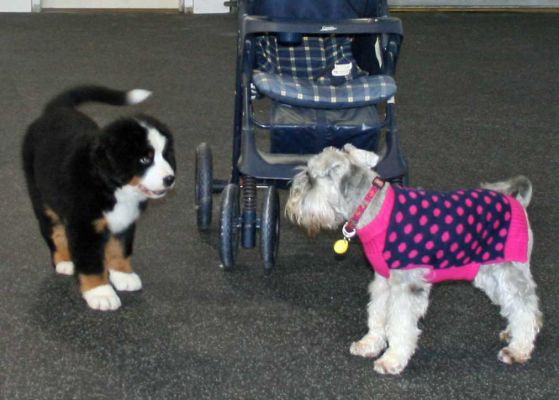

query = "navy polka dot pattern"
[383,187,512,271]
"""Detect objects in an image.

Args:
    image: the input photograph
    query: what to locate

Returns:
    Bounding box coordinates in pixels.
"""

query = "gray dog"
[286,144,542,375]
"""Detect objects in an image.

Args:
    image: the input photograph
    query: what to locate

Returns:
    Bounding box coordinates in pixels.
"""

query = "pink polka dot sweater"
[356,186,529,283]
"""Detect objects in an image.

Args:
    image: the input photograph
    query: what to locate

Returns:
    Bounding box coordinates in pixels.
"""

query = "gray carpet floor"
[1,11,558,400]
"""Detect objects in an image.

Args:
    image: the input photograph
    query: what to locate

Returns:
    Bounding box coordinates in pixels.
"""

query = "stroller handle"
[241,16,403,38]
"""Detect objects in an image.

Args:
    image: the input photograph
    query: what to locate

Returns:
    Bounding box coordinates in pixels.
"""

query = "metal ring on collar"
[342,222,356,239]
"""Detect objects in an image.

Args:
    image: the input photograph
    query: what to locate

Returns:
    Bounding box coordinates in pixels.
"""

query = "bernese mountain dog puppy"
[22,85,176,311]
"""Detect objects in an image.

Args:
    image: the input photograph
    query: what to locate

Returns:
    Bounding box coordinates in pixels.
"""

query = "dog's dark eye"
[139,155,153,165]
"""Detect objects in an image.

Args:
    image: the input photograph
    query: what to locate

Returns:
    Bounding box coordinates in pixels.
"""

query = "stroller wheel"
[260,185,280,273]
[219,183,240,270]
[195,143,213,231]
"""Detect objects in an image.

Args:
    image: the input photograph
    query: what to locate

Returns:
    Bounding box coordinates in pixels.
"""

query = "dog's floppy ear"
[91,136,128,187]
[343,144,379,168]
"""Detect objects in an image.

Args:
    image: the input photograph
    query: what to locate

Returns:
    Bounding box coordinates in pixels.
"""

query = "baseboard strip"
[390,6,559,13]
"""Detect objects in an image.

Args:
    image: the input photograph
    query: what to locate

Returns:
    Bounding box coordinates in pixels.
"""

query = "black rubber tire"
[260,185,280,273]
[195,143,213,231]
[219,183,240,270]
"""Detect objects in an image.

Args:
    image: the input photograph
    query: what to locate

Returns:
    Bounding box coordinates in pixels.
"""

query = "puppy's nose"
[163,175,175,187]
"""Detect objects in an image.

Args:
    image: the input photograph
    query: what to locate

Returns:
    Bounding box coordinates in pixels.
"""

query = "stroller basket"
[270,103,381,155]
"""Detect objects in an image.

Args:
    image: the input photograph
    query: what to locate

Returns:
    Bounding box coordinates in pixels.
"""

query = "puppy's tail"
[480,175,532,208]
[45,85,152,111]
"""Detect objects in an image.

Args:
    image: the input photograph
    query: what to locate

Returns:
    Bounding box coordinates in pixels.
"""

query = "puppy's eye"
[139,155,152,165]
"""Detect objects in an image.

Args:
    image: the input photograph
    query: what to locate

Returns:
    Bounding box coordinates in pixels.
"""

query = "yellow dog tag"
[333,239,349,255]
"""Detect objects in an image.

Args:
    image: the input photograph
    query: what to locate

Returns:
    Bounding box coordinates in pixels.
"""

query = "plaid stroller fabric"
[253,35,397,108]
[255,35,364,81]
[253,72,396,108]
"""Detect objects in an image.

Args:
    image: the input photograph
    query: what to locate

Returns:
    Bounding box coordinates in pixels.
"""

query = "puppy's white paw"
[109,270,142,292]
[55,261,74,275]
[373,352,407,375]
[498,346,531,365]
[82,284,121,311]
[350,334,386,359]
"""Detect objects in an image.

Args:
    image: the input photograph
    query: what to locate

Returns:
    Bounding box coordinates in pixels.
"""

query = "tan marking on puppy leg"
[79,270,109,293]
[45,208,72,264]
[93,217,108,234]
[45,208,61,224]
[51,224,72,264]
[104,237,133,273]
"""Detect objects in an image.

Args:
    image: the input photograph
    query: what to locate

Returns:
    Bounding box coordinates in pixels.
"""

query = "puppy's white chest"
[104,185,145,234]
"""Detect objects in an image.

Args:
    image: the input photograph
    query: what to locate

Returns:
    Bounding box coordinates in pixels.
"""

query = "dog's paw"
[109,270,142,292]
[498,346,531,365]
[350,334,386,359]
[55,261,74,275]
[82,284,121,311]
[374,352,407,375]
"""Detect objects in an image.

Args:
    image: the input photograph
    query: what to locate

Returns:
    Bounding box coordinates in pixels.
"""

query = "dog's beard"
[286,176,347,237]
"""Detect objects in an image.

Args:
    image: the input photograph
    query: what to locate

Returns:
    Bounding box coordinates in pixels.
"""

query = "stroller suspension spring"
[241,176,257,248]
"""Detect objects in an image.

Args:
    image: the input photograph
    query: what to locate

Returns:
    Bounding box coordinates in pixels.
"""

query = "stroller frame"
[195,0,407,272]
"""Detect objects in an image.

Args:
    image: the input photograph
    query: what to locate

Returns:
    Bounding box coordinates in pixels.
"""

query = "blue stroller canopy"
[250,0,388,19]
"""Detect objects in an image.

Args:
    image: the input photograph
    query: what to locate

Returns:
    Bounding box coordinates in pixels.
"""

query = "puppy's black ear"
[91,139,111,184]
[91,137,125,187]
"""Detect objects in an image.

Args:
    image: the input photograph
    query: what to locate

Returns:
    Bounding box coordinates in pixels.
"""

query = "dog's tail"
[45,85,152,112]
[480,175,533,208]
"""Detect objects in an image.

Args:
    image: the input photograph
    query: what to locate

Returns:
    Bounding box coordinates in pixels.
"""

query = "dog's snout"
[163,175,175,187]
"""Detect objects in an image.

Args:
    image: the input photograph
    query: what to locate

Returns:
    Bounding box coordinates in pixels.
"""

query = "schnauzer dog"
[286,144,542,375]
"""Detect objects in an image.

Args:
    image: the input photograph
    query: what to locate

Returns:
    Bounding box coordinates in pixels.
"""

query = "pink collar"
[342,177,385,239]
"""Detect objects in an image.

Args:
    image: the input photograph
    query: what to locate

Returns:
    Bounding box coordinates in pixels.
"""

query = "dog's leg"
[24,151,74,275]
[23,156,55,257]
[27,194,74,275]
[42,209,74,275]
[34,210,55,254]
[374,269,431,375]
[68,221,121,311]
[35,210,57,261]
[50,224,75,276]
[350,273,389,358]
[106,224,142,292]
[473,263,542,364]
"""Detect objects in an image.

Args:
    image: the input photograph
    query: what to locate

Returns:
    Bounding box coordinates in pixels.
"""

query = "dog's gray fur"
[286,144,542,375]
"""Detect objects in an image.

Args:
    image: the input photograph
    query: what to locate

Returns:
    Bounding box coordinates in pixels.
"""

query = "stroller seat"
[253,35,397,108]
[253,71,396,108]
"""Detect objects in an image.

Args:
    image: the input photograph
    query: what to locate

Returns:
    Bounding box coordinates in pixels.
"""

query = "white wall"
[31,0,226,12]
[42,0,179,8]
[0,0,31,12]
[193,0,227,13]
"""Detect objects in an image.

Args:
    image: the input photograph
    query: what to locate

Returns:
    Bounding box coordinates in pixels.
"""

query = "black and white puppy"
[22,85,176,311]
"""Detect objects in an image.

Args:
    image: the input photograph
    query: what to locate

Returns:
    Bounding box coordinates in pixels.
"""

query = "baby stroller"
[195,0,407,272]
